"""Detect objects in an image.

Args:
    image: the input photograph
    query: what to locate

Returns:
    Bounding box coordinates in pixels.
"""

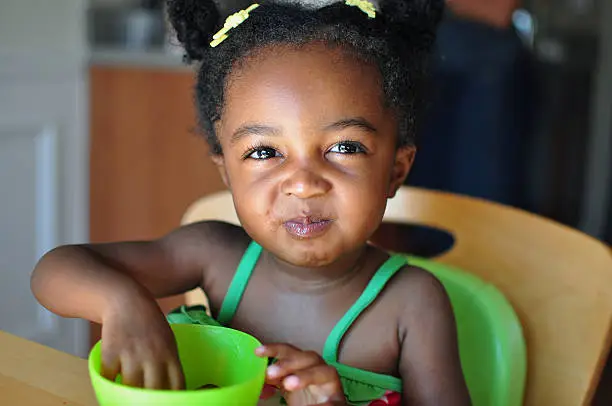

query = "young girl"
[31,0,471,405]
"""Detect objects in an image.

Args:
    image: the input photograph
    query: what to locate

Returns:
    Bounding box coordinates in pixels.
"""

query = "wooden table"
[0,330,284,405]
[0,330,97,405]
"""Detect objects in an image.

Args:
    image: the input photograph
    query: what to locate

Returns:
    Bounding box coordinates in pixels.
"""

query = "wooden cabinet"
[90,66,225,242]
[89,66,225,345]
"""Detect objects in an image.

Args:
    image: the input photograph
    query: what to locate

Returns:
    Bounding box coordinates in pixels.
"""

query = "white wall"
[0,0,90,357]
[0,1,86,52]
[91,0,137,6]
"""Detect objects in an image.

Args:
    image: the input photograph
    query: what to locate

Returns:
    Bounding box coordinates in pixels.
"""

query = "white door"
[0,0,89,357]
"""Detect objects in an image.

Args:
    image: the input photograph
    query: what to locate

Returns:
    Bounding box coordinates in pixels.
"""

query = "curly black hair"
[167,0,444,154]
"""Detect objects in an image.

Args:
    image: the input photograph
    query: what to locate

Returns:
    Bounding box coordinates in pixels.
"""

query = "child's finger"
[100,355,120,382]
[310,401,347,406]
[267,351,322,380]
[120,359,144,388]
[143,363,168,389]
[282,365,343,393]
[256,343,303,360]
[167,361,186,390]
[257,344,323,374]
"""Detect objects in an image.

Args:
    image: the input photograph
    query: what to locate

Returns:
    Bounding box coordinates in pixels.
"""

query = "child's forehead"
[225,42,384,107]
[218,43,395,137]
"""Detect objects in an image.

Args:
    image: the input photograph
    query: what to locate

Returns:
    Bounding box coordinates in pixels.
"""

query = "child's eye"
[246,147,281,160]
[328,141,367,154]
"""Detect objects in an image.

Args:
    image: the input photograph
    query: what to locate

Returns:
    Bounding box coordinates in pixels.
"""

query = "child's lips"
[283,217,333,239]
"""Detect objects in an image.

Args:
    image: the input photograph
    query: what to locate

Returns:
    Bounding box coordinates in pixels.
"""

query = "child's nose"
[280,168,332,199]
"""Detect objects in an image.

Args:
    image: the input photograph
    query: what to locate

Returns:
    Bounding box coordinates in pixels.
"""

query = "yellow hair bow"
[210,4,260,48]
[345,0,376,19]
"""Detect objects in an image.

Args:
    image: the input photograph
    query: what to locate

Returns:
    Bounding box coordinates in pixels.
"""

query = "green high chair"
[407,256,526,406]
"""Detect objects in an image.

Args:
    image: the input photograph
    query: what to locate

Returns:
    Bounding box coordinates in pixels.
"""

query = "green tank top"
[169,241,406,404]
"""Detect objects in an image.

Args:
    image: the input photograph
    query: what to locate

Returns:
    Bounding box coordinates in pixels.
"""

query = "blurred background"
[0,0,610,403]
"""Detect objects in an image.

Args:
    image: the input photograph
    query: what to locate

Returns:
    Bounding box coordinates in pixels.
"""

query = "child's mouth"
[283,217,332,239]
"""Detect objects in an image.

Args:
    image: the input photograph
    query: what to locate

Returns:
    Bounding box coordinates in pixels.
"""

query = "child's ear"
[388,145,416,198]
[211,153,231,189]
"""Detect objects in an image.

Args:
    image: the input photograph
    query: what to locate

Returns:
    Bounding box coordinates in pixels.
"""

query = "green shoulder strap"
[322,254,408,362]
[217,241,263,326]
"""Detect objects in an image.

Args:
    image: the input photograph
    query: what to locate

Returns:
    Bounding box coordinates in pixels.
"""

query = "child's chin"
[275,243,341,268]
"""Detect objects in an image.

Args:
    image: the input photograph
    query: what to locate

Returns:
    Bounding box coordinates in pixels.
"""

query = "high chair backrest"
[182,190,240,227]
[181,186,612,406]
[406,255,526,406]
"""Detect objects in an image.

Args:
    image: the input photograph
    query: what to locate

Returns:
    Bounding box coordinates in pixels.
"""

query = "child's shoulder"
[379,261,452,326]
[172,221,256,310]
[392,263,447,297]
[174,220,250,257]
[170,220,251,285]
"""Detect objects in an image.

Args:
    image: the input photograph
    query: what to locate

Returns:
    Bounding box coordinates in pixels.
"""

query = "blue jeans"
[408,17,534,207]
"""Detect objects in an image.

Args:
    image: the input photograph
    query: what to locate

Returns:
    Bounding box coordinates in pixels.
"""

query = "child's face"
[213,43,414,267]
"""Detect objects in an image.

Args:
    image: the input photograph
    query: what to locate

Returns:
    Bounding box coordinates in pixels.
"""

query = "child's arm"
[30,221,230,389]
[399,270,472,406]
[30,222,222,322]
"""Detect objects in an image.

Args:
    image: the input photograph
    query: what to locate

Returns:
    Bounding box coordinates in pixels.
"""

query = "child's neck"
[263,244,372,294]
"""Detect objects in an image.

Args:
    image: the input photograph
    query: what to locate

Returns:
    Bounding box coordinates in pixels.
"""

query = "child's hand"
[256,344,346,406]
[100,301,185,390]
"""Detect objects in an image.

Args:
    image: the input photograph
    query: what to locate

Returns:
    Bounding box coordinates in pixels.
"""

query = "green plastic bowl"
[88,324,267,405]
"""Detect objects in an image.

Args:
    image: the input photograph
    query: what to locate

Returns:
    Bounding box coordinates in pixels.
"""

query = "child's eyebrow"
[230,117,377,144]
[231,124,281,144]
[324,117,378,134]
